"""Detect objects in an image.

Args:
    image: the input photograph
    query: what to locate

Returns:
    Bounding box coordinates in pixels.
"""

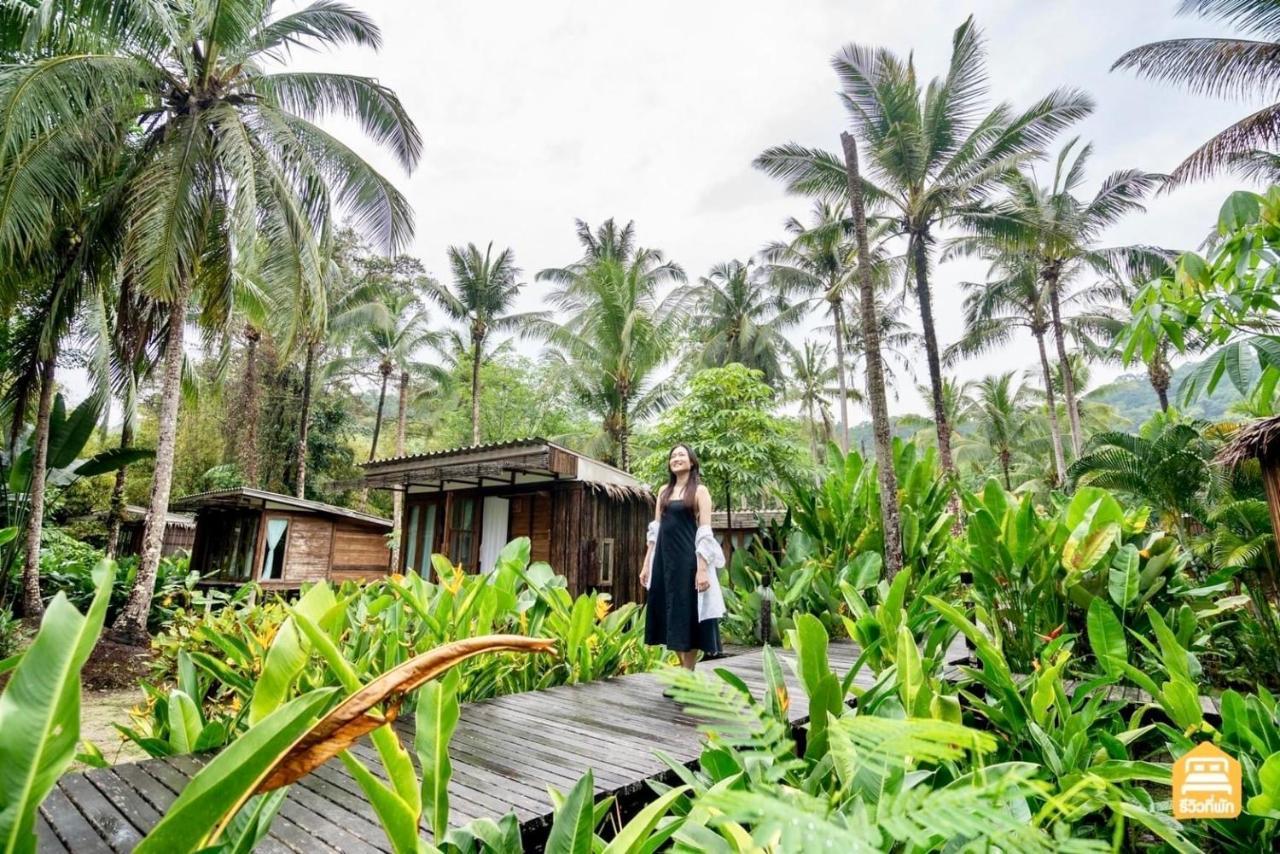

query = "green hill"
[1086,360,1246,424]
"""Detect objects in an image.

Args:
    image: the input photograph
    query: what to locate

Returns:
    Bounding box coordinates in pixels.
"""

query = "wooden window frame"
[598,537,614,586]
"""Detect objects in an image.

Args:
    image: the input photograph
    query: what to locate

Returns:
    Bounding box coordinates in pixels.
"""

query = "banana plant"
[0,560,115,854]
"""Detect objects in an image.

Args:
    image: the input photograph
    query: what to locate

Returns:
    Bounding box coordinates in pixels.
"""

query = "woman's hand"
[695,566,710,593]
[640,564,651,588]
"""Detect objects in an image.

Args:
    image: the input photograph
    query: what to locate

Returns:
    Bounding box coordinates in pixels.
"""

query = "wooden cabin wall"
[331,520,392,582]
[278,514,333,583]
[546,484,650,604]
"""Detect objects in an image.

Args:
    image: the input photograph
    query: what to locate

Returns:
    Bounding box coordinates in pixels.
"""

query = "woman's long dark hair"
[658,443,702,516]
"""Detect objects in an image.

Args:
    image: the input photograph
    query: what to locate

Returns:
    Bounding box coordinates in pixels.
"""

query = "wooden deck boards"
[38,640,935,852]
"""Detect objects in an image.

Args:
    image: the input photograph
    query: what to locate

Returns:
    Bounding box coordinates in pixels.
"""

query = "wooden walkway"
[38,643,878,853]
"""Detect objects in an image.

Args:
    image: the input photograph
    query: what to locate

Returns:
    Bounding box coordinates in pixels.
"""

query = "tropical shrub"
[722,440,957,644]
[125,538,664,757]
[4,528,197,632]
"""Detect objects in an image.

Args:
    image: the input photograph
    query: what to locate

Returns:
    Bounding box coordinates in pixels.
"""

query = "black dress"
[644,498,721,654]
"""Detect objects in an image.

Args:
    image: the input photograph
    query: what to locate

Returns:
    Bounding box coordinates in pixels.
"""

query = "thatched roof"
[1216,415,1280,467]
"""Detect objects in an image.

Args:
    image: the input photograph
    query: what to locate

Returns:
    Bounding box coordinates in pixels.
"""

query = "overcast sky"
[292,0,1255,419]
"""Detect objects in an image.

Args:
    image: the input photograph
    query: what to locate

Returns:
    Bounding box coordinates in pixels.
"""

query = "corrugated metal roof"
[361,436,548,467]
[171,487,392,528]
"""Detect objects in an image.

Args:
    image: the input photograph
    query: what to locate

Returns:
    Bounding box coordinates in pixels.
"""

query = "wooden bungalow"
[172,487,393,589]
[711,508,787,563]
[1219,415,1280,562]
[118,505,196,557]
[361,438,653,603]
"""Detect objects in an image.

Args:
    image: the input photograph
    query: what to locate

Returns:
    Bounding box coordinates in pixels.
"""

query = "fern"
[659,666,802,783]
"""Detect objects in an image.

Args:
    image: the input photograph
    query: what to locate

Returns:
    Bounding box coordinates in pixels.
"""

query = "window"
[260,516,290,580]
[598,538,614,585]
[200,510,260,581]
[447,496,478,568]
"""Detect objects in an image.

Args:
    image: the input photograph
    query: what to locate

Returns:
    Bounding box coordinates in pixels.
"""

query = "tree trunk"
[21,356,56,618]
[470,340,482,445]
[619,401,630,471]
[1000,448,1012,491]
[239,327,261,486]
[1035,328,1068,486]
[296,340,316,499]
[369,365,390,462]
[105,420,134,560]
[830,294,851,453]
[391,370,409,570]
[910,233,955,476]
[842,131,903,576]
[1149,345,1171,412]
[1046,271,1082,456]
[112,288,189,645]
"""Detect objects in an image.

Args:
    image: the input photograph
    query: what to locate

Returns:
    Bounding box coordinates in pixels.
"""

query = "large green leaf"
[544,770,596,854]
[167,690,203,755]
[790,613,831,700]
[0,561,115,854]
[416,670,460,842]
[135,688,339,853]
[250,583,337,724]
[1108,544,1140,609]
[601,784,689,854]
[1086,598,1126,677]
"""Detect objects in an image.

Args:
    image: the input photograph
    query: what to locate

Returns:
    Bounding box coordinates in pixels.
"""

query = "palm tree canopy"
[1114,0,1280,183]
[0,0,420,328]
[755,17,1092,240]
[687,259,807,387]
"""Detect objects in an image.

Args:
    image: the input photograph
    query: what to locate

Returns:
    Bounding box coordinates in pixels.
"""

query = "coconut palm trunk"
[1034,327,1068,486]
[105,420,134,560]
[843,131,903,576]
[112,288,189,644]
[1000,449,1012,491]
[829,294,851,453]
[296,340,316,499]
[239,326,261,485]
[910,235,956,476]
[1046,270,1082,456]
[20,356,56,618]
[369,364,391,462]
[1149,345,1171,412]
[469,336,483,445]
[391,369,409,569]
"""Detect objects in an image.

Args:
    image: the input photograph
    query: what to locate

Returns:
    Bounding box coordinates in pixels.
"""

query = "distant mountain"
[1085,359,1246,425]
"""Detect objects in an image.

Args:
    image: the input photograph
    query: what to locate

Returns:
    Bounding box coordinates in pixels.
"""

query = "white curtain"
[261,518,288,579]
[478,496,509,574]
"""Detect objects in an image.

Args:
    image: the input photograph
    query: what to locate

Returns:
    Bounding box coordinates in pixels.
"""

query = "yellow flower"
[443,563,465,595]
[586,635,599,650]
[229,695,241,712]
[518,611,528,634]
[390,572,404,584]
[595,599,611,621]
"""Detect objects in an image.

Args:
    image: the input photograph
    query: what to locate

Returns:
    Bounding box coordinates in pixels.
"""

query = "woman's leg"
[677,650,698,670]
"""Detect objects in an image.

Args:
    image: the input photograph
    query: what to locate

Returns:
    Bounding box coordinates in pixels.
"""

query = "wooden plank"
[38,786,106,852]
[83,768,162,838]
[36,811,70,853]
[56,773,141,851]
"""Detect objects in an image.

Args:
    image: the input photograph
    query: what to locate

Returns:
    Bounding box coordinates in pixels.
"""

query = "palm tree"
[761,202,900,451]
[756,17,1091,475]
[348,292,441,463]
[953,140,1163,454]
[1068,414,1212,538]
[783,340,838,461]
[534,219,686,469]
[0,0,422,642]
[1114,0,1280,184]
[969,373,1030,490]
[687,259,807,388]
[427,243,539,445]
[949,256,1070,486]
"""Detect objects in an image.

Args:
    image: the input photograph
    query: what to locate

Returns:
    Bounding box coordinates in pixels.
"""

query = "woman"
[640,443,725,670]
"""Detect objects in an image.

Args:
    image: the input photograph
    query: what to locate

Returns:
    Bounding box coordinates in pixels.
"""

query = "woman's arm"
[640,489,663,587]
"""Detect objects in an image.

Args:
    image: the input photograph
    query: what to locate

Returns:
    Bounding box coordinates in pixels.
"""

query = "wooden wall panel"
[282,515,333,582]
[332,521,392,576]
